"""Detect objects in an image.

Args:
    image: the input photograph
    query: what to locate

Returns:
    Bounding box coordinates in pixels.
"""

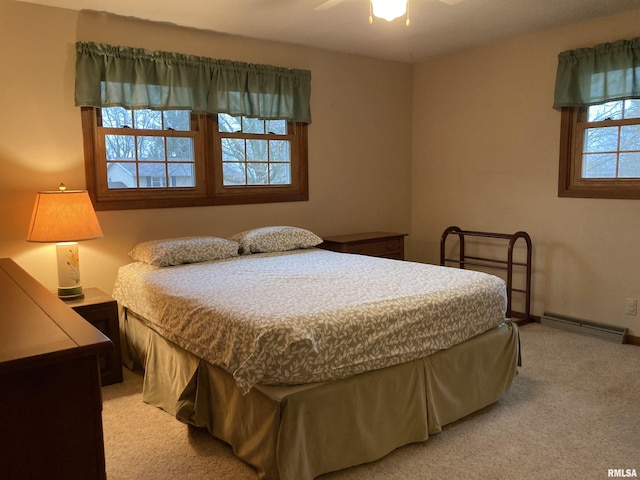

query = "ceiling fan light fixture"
[370,0,407,22]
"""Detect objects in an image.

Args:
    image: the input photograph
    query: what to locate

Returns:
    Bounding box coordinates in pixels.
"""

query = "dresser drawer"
[347,237,403,258]
[320,232,407,260]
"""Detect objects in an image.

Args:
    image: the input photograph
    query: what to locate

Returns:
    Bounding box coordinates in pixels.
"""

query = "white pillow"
[129,236,240,266]
[229,226,322,254]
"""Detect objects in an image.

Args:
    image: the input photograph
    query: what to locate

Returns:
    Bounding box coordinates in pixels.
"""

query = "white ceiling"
[18,0,640,63]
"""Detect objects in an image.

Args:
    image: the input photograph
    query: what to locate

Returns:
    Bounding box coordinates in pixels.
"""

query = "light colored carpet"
[101,323,640,479]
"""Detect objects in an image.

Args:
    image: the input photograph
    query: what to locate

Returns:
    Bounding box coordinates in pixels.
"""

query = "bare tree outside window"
[102,107,195,189]
[582,100,640,179]
[218,114,291,187]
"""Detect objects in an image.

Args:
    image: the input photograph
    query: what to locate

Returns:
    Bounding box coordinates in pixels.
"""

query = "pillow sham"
[129,236,240,266]
[229,226,323,254]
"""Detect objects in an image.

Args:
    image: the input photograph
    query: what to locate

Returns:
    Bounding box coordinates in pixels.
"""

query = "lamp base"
[55,242,84,300]
[58,286,85,300]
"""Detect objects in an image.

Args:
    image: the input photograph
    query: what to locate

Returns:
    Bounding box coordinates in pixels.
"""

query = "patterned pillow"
[129,236,240,266]
[229,226,323,254]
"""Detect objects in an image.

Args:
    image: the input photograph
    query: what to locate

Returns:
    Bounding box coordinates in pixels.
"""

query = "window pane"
[222,138,245,160]
[270,163,291,184]
[582,153,617,178]
[243,117,264,134]
[247,139,268,161]
[624,99,640,119]
[167,137,194,161]
[107,162,136,188]
[583,127,619,152]
[106,135,135,160]
[218,114,241,133]
[137,163,167,188]
[168,163,195,186]
[266,119,287,135]
[619,153,640,178]
[102,107,132,128]
[134,109,162,130]
[587,101,623,122]
[620,125,640,151]
[223,163,246,185]
[164,110,191,130]
[247,163,269,184]
[138,136,165,161]
[270,140,290,161]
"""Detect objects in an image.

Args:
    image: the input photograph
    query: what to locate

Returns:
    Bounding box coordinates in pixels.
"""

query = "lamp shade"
[27,189,103,243]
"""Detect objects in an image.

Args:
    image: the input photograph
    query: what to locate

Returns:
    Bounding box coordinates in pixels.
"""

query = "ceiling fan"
[315,0,465,25]
[315,0,465,11]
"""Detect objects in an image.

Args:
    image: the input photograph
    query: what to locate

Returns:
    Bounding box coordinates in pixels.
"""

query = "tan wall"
[0,0,413,293]
[410,10,640,335]
[3,0,639,336]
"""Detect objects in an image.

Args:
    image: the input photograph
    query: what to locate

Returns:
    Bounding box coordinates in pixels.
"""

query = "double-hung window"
[102,108,197,190]
[76,42,311,210]
[211,114,308,205]
[554,37,640,199]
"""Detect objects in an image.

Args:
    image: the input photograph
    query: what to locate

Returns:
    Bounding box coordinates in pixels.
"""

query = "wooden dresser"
[319,232,408,260]
[0,258,112,480]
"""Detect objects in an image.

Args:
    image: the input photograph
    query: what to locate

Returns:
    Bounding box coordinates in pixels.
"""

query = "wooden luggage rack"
[440,226,532,321]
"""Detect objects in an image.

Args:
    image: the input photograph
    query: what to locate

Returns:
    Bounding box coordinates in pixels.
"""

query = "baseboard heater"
[541,312,628,344]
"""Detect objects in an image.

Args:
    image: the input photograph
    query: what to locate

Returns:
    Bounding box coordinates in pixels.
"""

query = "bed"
[113,227,520,480]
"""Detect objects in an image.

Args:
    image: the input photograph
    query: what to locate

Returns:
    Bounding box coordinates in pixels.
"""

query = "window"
[218,115,290,186]
[102,107,196,190]
[558,101,640,199]
[211,114,308,205]
[82,107,308,210]
[75,41,311,210]
[554,37,640,199]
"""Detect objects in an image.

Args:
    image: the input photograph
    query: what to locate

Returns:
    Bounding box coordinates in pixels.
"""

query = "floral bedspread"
[113,249,507,393]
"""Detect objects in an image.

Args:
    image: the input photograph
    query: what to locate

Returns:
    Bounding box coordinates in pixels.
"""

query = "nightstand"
[319,232,408,260]
[64,288,123,386]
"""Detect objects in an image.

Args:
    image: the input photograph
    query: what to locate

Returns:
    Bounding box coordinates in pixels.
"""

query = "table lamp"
[26,184,103,299]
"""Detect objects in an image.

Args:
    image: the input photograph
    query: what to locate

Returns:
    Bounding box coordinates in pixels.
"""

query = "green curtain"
[553,37,640,110]
[75,41,312,123]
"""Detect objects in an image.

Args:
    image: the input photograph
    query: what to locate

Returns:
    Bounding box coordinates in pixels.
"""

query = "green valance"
[553,37,640,110]
[74,41,312,123]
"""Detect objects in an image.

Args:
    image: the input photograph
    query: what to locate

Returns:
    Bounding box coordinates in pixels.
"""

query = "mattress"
[113,248,507,393]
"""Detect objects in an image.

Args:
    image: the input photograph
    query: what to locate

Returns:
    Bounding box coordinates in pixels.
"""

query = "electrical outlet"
[625,298,637,316]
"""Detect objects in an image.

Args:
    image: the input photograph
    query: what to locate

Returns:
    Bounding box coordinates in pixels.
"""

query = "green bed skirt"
[120,308,519,480]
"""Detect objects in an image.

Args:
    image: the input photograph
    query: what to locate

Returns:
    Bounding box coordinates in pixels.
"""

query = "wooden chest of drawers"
[0,258,111,480]
[319,232,408,260]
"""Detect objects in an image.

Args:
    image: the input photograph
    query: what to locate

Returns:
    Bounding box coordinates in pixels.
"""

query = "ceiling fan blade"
[439,0,465,5]
[315,0,347,11]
